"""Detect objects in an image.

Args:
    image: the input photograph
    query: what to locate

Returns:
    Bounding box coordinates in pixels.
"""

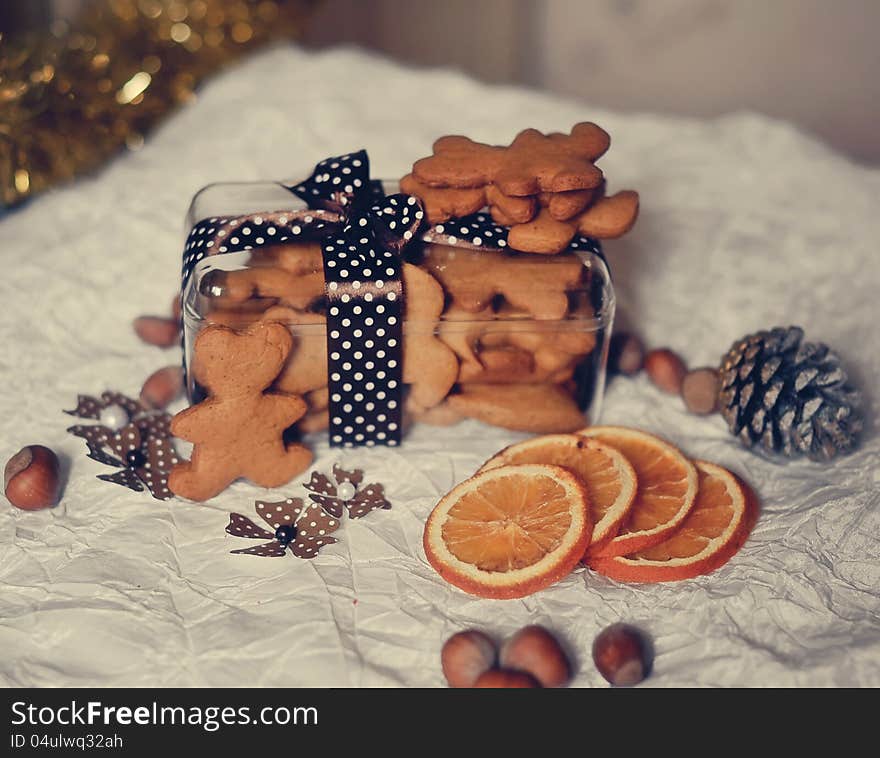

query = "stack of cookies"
[198,240,599,435]
[400,122,639,254]
[191,121,637,437]
[420,244,598,432]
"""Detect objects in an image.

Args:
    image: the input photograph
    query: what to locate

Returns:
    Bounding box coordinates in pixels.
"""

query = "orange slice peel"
[478,434,637,552]
[578,426,698,558]
[589,460,757,583]
[423,463,592,599]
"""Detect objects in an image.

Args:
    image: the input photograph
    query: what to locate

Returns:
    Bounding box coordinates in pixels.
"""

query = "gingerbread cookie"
[407,123,638,254]
[436,304,495,368]
[412,134,505,189]
[262,306,328,396]
[407,399,463,427]
[305,386,329,412]
[299,409,329,433]
[480,304,597,372]
[401,263,459,411]
[506,190,639,254]
[484,185,537,224]
[446,383,585,433]
[575,190,640,239]
[401,174,542,227]
[212,265,325,311]
[400,173,486,224]
[422,244,583,319]
[251,242,323,276]
[539,188,594,221]
[457,346,575,385]
[169,321,312,501]
[413,123,608,195]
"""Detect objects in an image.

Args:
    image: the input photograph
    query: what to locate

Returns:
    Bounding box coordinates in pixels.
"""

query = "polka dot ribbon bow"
[180,150,424,447]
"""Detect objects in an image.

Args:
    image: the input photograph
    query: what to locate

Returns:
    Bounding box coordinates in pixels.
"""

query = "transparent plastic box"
[182,181,615,439]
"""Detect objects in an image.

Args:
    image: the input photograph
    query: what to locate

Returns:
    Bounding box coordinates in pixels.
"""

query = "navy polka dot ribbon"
[288,152,424,446]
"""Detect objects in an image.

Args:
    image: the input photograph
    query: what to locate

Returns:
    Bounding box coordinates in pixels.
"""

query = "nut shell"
[645,349,687,395]
[609,332,645,376]
[592,623,651,687]
[5,445,61,511]
[473,669,541,688]
[441,630,496,688]
[500,625,571,687]
[140,365,184,410]
[682,367,720,415]
[133,316,180,348]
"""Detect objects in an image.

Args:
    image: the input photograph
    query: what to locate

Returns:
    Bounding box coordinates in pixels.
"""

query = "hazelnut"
[682,367,721,415]
[473,669,541,688]
[609,332,645,376]
[592,623,651,687]
[133,316,180,348]
[499,625,571,687]
[441,630,496,688]
[644,348,687,395]
[140,365,184,410]
[5,445,62,511]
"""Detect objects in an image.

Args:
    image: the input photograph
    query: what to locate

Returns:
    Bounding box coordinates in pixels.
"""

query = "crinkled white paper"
[1,46,878,688]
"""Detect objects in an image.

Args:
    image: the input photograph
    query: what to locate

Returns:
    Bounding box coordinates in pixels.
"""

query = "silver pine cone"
[718,326,862,461]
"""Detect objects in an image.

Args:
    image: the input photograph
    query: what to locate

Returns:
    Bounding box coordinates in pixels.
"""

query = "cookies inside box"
[182,233,614,437]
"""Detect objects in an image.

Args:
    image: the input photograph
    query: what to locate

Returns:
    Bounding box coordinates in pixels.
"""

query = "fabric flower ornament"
[303,464,391,519]
[66,391,179,500]
[226,497,341,559]
[65,390,143,424]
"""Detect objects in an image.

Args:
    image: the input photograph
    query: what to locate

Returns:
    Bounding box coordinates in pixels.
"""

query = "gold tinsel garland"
[0,0,317,208]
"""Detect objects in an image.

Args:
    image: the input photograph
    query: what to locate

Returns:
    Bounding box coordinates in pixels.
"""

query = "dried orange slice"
[578,426,698,558]
[589,460,757,582]
[478,434,637,552]
[423,464,591,599]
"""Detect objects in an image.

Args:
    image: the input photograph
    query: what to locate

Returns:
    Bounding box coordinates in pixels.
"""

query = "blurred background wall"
[306,0,880,164]
[5,0,879,164]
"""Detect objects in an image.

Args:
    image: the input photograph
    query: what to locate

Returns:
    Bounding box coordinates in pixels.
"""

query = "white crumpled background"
[1,47,878,688]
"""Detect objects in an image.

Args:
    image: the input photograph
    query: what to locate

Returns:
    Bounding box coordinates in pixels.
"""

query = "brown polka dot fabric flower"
[226,497,341,559]
[66,391,179,500]
[303,464,391,519]
[225,465,392,560]
[64,391,144,421]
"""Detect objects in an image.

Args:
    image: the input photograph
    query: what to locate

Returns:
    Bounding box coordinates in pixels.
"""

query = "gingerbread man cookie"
[422,244,584,320]
[213,264,325,311]
[407,123,638,253]
[399,173,486,224]
[507,191,640,254]
[169,321,312,501]
[413,123,609,195]
[401,263,459,412]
